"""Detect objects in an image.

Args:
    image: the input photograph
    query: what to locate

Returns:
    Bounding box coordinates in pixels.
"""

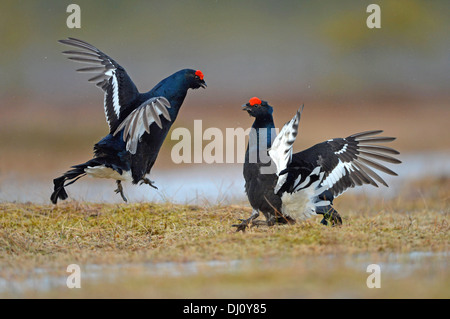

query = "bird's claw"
[320,214,343,227]
[232,219,251,232]
[139,178,158,190]
[320,208,343,226]
[114,189,128,202]
[114,182,128,202]
[232,223,248,232]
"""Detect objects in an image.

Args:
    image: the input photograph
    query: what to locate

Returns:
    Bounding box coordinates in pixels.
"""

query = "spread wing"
[268,106,303,193]
[59,37,140,133]
[113,97,171,154]
[278,130,402,198]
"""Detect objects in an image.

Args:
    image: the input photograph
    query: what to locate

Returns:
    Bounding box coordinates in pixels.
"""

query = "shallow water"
[0,251,447,296]
[0,151,449,205]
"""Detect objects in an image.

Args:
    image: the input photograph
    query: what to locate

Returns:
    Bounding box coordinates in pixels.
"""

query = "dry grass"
[0,177,448,298]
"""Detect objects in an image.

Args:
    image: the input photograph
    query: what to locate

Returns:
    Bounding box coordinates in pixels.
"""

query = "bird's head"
[186,69,206,89]
[242,97,273,118]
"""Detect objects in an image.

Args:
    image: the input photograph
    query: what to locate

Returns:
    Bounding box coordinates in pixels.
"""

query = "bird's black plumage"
[233,98,401,231]
[237,98,292,229]
[51,38,206,204]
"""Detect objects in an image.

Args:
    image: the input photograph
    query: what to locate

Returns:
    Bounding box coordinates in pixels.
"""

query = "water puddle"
[0,251,447,296]
[1,151,449,205]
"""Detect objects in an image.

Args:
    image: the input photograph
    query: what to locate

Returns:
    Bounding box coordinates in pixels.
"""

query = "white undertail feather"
[281,171,329,221]
[85,165,132,182]
[269,105,303,193]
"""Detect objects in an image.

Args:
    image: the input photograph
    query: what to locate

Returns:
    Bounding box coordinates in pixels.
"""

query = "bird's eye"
[194,75,200,80]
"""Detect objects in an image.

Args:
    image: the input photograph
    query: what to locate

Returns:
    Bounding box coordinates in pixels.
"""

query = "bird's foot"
[232,218,270,232]
[139,178,158,190]
[114,181,128,202]
[232,209,261,232]
[275,214,296,225]
[251,220,271,227]
[320,211,343,226]
[232,218,252,232]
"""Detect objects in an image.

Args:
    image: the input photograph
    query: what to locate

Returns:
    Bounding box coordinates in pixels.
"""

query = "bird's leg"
[114,180,128,202]
[275,214,296,225]
[232,209,260,232]
[139,177,158,190]
[316,205,342,226]
[316,190,342,226]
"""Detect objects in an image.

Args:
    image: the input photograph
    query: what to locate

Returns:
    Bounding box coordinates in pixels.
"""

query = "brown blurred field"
[1,0,449,184]
[1,95,449,179]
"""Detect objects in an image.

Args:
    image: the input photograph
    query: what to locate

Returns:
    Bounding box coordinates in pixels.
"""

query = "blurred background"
[0,0,449,204]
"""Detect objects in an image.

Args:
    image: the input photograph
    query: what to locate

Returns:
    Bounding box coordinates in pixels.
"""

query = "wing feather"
[113,97,172,154]
[277,129,401,198]
[149,101,163,129]
[59,38,140,133]
[268,106,303,193]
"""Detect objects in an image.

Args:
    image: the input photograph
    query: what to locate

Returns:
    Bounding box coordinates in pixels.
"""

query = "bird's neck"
[246,115,276,163]
[252,115,275,147]
[165,89,188,119]
[252,115,275,130]
[146,74,190,119]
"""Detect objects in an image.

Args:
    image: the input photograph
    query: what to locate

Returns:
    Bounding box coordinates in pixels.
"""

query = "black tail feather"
[50,176,69,204]
[50,165,87,204]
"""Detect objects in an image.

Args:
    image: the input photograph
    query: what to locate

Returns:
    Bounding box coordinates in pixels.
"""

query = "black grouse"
[51,38,206,204]
[233,97,401,231]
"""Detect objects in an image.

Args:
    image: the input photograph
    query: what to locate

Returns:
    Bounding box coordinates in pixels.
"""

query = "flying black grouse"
[233,97,401,231]
[51,38,206,204]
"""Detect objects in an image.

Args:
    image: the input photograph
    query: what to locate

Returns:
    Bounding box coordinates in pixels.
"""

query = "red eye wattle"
[249,97,262,106]
[195,70,204,80]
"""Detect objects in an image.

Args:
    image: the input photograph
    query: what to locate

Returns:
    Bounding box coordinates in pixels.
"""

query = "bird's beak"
[242,104,251,111]
[200,81,207,89]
